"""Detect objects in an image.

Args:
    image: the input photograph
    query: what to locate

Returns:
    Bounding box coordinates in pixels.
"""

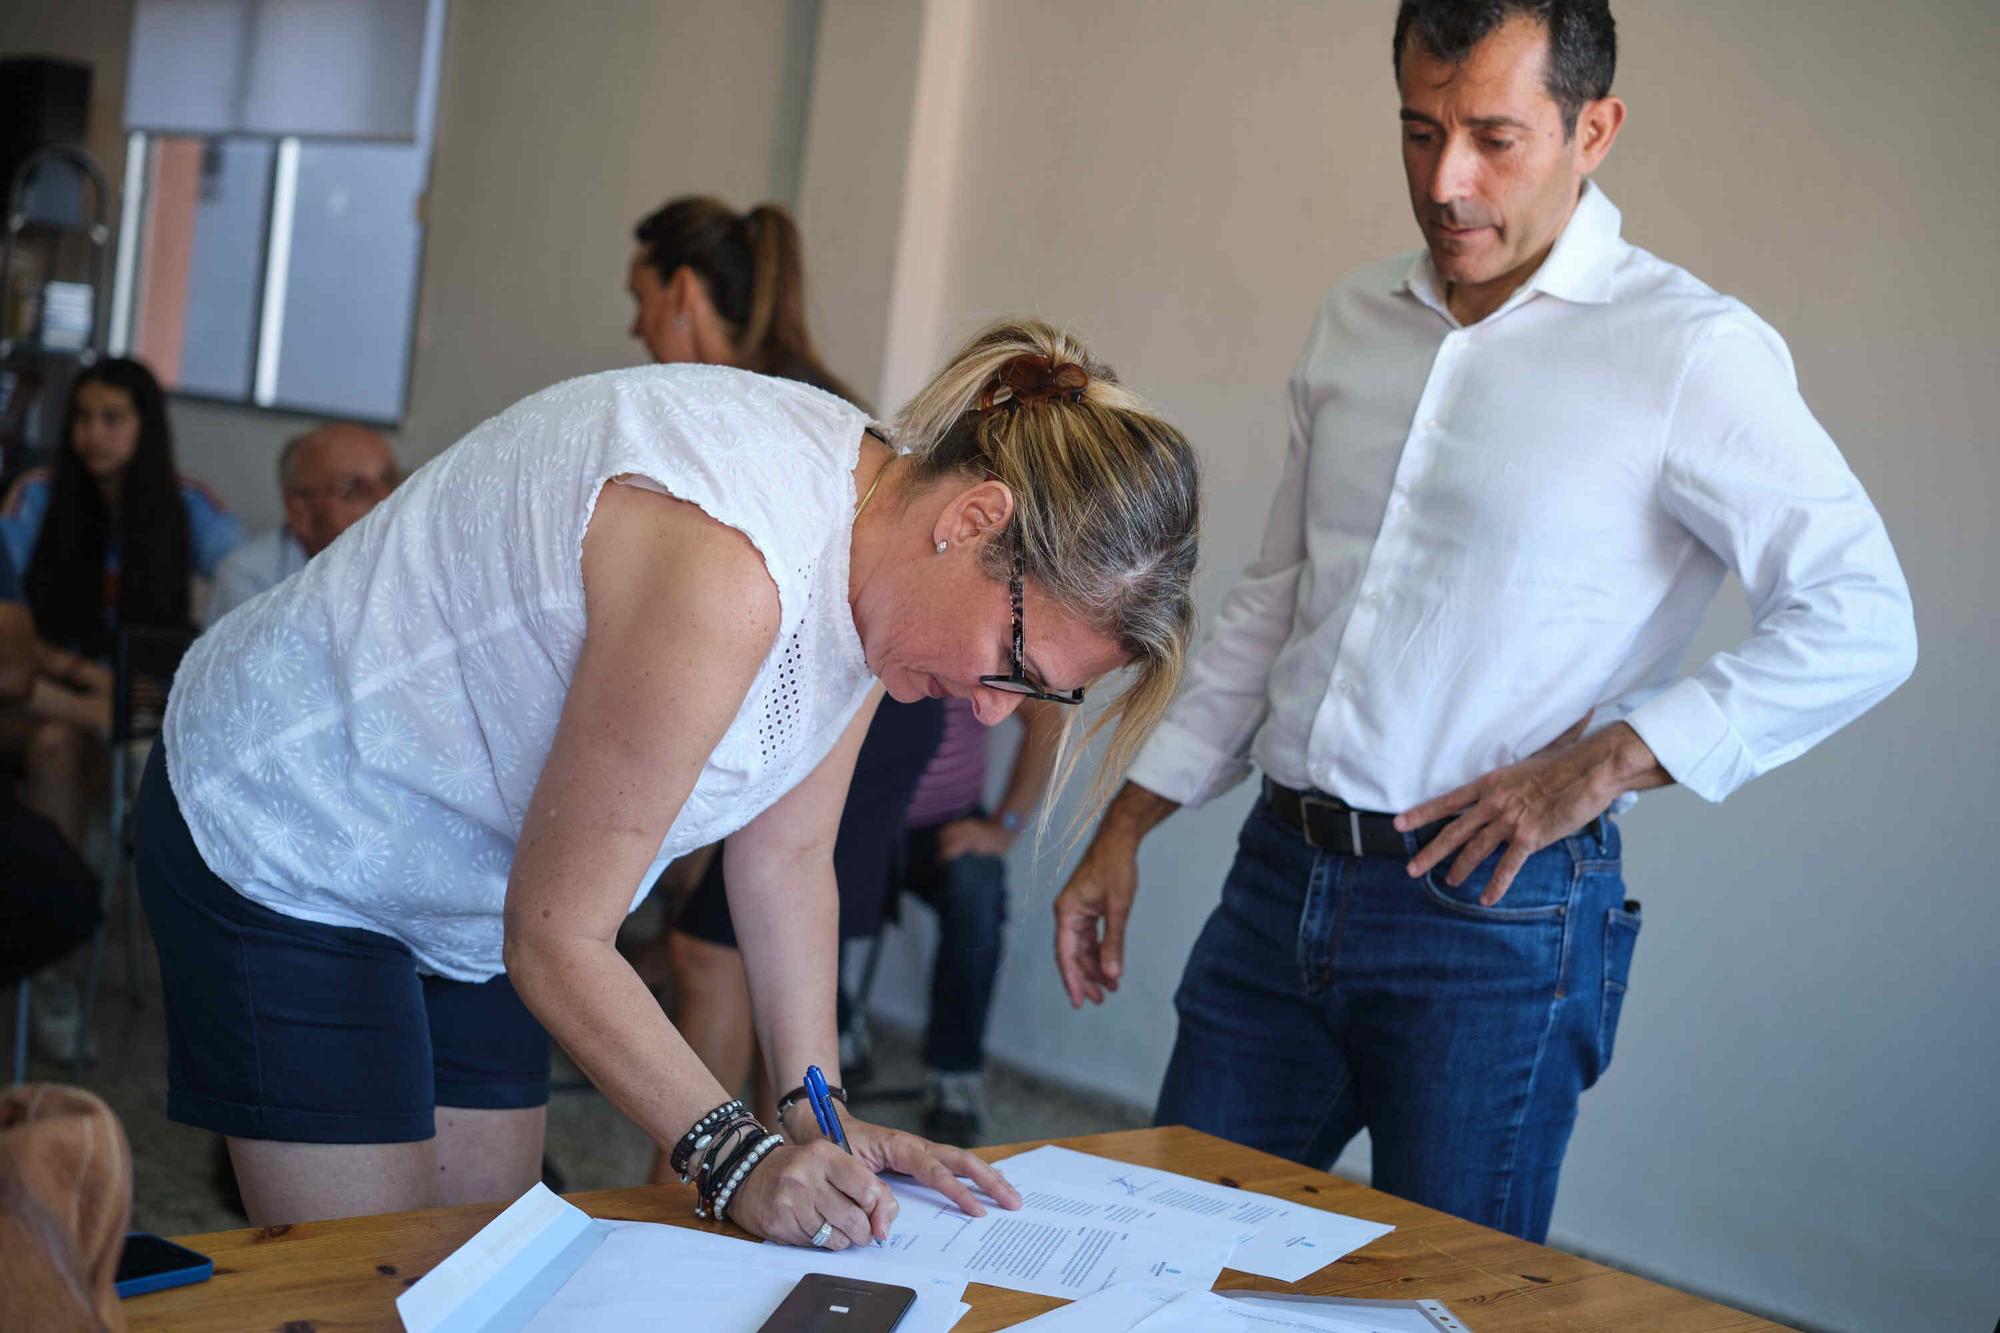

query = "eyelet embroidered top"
[164,364,877,981]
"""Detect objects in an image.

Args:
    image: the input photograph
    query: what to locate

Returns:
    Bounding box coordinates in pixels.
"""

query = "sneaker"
[921,1070,987,1148]
[29,972,95,1065]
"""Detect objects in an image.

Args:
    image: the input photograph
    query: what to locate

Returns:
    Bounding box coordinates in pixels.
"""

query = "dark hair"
[632,196,866,410]
[24,358,191,654]
[1393,0,1616,137]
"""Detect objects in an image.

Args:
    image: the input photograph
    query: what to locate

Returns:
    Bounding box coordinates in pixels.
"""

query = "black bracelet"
[701,1120,768,1199]
[671,1098,748,1178]
[694,1117,762,1193]
[687,1114,762,1188]
[775,1083,846,1123]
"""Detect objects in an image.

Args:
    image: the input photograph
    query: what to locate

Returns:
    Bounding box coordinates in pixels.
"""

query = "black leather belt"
[1261,777,1445,859]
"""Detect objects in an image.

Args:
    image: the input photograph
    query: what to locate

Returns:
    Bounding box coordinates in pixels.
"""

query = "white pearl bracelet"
[708,1132,784,1222]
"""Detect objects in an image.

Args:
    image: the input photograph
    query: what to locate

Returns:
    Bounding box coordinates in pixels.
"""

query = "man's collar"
[1395,179,1623,315]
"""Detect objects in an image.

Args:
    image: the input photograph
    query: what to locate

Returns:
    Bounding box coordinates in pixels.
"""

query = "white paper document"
[1130,1290,1411,1332]
[771,1175,1233,1301]
[1003,1278,1189,1329]
[521,1221,970,1332]
[397,1183,970,1333]
[1013,1286,1463,1333]
[994,1145,1395,1282]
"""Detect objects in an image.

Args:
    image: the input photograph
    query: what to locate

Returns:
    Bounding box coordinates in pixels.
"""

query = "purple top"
[903,696,986,829]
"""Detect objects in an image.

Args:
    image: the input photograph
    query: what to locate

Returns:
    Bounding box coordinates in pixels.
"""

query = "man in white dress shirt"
[205,423,398,626]
[1052,0,1916,1242]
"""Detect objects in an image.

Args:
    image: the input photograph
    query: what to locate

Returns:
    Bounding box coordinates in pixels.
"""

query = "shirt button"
[1423,417,1442,432]
[1335,677,1351,694]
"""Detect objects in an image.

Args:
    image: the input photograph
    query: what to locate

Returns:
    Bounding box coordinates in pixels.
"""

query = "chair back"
[110,623,197,746]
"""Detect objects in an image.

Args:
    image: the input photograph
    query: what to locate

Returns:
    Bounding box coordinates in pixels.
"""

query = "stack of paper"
[992,1145,1394,1282]
[397,1145,1398,1330]
[396,1184,970,1333]
[1011,1282,1465,1332]
[764,1173,1237,1300]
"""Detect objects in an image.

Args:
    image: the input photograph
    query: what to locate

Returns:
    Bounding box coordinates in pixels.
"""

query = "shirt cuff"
[1622,678,1757,804]
[1125,717,1253,809]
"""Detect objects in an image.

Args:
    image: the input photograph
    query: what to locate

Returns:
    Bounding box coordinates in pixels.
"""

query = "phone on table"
[115,1232,214,1298]
[755,1273,916,1332]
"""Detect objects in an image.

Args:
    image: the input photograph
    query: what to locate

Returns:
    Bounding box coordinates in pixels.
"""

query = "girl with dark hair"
[0,358,241,848]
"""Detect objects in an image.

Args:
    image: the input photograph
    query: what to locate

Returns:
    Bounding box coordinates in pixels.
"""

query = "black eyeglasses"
[979,541,1085,706]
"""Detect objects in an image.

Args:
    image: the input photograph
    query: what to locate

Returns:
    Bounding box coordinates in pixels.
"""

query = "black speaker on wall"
[0,57,93,214]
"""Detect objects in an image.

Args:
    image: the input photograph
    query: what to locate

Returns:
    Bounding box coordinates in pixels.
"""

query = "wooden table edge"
[132,1124,1788,1332]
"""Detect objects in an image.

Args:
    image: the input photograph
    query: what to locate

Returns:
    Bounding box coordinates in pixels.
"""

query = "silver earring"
[935,540,948,554]
[673,314,689,331]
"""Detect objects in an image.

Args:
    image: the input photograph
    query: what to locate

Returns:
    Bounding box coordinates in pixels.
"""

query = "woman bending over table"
[135,318,1201,1248]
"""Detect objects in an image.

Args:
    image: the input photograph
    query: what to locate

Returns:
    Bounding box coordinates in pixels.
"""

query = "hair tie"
[977,353,1089,413]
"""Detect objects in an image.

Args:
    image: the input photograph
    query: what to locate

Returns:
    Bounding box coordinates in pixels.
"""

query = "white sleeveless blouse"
[165,365,877,981]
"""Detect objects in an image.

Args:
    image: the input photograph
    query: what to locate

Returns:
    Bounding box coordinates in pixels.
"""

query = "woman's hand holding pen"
[736,1099,1024,1248]
[726,1139,896,1249]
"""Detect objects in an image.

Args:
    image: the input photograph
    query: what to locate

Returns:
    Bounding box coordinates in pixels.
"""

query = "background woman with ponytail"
[136,316,1201,1246]
[624,196,947,1148]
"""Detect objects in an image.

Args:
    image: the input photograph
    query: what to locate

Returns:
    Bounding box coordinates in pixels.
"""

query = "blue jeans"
[1155,796,1640,1243]
[903,823,1008,1073]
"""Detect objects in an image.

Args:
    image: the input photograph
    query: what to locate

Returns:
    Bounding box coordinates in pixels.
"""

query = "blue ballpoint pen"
[806,1064,884,1245]
[804,1064,851,1153]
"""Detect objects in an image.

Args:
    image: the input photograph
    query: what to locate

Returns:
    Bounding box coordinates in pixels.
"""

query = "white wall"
[842,4,2000,1330]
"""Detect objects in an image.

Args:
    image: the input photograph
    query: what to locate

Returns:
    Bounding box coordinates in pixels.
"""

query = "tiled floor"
[5,928,1145,1237]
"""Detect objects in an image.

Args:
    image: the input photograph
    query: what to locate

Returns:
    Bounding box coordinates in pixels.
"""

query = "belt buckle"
[1296,791,1363,857]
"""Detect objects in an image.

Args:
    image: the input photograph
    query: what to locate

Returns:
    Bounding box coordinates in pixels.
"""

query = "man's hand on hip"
[1397,717,1671,905]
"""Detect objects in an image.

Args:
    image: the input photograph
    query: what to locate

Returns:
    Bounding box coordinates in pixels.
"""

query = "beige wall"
[404,0,810,455]
[840,4,2000,1331]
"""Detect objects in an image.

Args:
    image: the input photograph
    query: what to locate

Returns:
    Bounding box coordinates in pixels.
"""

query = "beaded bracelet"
[708,1132,784,1223]
[693,1117,763,1193]
[687,1114,761,1188]
[701,1118,769,1199]
[671,1098,748,1179]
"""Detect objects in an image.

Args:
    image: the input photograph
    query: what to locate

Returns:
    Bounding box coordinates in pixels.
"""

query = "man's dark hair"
[1393,1,1616,137]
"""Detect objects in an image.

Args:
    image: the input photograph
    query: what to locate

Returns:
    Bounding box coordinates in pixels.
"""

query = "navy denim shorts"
[134,744,550,1144]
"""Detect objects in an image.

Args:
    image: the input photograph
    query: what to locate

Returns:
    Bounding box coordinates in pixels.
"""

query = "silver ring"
[810,1222,835,1249]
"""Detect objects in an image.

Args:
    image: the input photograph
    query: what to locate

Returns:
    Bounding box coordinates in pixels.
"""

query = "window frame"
[108,127,429,429]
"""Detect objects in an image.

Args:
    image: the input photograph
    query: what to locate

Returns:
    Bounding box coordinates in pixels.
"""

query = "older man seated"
[204,423,398,627]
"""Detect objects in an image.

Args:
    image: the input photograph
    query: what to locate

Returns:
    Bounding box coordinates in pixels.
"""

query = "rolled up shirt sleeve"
[1621,315,1918,802]
[1126,340,1318,808]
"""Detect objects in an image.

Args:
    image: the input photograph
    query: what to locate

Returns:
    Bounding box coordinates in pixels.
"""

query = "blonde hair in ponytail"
[894,319,1202,836]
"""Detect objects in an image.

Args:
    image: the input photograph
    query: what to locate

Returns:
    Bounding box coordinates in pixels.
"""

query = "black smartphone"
[755,1273,917,1333]
[114,1232,214,1299]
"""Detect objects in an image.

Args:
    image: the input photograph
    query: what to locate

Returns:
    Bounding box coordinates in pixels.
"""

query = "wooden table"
[128,1126,1787,1331]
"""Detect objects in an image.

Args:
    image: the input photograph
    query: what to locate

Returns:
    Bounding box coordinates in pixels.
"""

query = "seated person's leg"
[0,790,99,987]
[24,716,98,852]
[910,823,1009,1143]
